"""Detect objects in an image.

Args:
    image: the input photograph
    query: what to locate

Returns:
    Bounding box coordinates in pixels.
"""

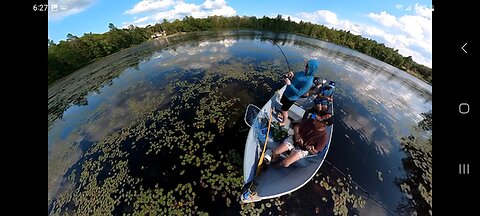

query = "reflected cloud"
[342,110,377,143]
[157,38,237,70]
[340,109,394,156]
[321,51,432,137]
[374,138,393,156]
[48,131,84,204]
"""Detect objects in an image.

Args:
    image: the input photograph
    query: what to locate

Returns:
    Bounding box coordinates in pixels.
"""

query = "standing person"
[278,59,319,126]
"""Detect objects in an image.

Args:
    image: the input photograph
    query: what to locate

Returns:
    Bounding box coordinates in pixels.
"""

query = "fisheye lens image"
[48,0,432,215]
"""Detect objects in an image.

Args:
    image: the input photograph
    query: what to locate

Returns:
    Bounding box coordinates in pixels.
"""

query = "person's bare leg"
[281,151,303,167]
[278,110,289,126]
[272,142,289,162]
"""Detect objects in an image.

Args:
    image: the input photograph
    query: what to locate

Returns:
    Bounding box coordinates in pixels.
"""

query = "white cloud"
[397,15,431,40]
[297,10,338,25]
[339,20,362,35]
[134,16,150,24]
[211,6,236,17]
[405,5,412,11]
[289,11,364,35]
[124,0,236,26]
[362,26,431,66]
[291,6,432,67]
[395,4,403,10]
[48,0,95,21]
[368,6,432,47]
[124,0,237,26]
[174,2,198,15]
[125,0,176,15]
[201,0,225,10]
[368,11,398,27]
[414,3,432,19]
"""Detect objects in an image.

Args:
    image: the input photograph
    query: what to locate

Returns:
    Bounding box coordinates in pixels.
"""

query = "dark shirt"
[296,119,328,153]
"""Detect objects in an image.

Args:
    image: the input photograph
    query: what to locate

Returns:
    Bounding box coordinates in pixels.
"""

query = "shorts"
[283,136,309,159]
[280,94,295,111]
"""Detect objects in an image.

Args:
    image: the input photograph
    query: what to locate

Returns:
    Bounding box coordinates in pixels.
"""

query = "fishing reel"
[281,72,294,80]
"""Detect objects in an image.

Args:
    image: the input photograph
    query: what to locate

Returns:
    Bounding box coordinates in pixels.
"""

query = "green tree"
[108,23,117,31]
[48,15,431,86]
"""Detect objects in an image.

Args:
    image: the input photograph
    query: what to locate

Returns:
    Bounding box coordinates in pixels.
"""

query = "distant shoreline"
[48,16,431,86]
[150,32,187,40]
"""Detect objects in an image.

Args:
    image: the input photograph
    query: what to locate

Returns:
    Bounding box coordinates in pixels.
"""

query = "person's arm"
[316,113,332,121]
[327,95,333,102]
[286,83,312,98]
[293,124,303,145]
[306,145,317,154]
[317,94,326,100]
[286,77,313,98]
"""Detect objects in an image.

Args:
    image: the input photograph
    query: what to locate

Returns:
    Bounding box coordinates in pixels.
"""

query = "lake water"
[48,30,432,215]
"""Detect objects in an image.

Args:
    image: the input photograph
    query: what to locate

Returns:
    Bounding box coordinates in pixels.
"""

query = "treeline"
[48,15,432,85]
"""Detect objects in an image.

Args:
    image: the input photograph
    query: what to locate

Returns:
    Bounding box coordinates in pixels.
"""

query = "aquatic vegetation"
[132,183,205,215]
[377,170,384,182]
[49,56,285,215]
[49,33,431,215]
[239,198,283,216]
[397,135,432,215]
[48,130,84,205]
[317,176,366,216]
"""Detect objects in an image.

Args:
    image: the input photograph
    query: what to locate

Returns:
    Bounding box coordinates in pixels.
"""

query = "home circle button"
[459,103,469,114]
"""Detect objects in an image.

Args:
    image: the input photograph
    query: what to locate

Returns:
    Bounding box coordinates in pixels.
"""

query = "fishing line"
[324,160,398,216]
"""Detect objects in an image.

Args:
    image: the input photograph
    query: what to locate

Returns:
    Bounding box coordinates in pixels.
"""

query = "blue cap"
[328,81,336,87]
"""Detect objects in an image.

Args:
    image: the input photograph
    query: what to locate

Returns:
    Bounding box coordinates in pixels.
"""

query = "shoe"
[276,112,284,122]
[264,149,273,165]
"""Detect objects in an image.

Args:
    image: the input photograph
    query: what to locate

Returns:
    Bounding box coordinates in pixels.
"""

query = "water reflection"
[48,30,431,215]
[160,38,237,70]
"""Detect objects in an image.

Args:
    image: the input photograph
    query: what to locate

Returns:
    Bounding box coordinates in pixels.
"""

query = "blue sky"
[48,0,432,66]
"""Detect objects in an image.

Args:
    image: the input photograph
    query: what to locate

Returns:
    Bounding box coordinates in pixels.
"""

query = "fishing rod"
[324,160,398,216]
[276,44,292,72]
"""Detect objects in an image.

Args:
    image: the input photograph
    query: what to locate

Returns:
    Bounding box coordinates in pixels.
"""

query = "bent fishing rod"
[276,44,292,72]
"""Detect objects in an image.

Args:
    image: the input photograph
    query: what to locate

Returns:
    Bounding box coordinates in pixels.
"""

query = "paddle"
[241,107,273,202]
[255,107,273,176]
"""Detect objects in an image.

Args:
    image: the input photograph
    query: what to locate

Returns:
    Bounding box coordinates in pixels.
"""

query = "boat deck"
[242,85,333,202]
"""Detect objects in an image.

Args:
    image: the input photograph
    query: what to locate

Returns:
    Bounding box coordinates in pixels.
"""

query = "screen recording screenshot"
[47,0,457,215]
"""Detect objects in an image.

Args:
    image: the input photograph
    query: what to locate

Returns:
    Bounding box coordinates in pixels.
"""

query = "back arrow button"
[462,43,468,53]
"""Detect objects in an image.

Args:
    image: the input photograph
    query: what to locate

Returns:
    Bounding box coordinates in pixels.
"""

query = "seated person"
[303,77,326,98]
[316,81,336,102]
[270,119,328,168]
[303,97,333,125]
